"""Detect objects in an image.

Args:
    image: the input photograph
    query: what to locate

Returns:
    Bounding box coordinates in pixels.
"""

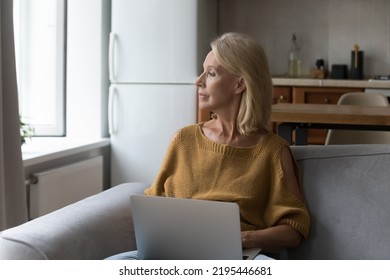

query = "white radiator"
[29,156,103,219]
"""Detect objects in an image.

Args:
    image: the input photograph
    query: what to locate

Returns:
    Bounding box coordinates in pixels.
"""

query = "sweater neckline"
[195,123,271,158]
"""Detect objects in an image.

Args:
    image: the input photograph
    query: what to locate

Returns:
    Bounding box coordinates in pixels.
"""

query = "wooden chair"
[325,92,390,145]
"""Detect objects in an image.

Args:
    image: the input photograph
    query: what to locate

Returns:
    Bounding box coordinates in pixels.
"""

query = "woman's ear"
[235,77,246,94]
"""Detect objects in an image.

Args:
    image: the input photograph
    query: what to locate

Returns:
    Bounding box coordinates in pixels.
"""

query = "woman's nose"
[195,73,205,87]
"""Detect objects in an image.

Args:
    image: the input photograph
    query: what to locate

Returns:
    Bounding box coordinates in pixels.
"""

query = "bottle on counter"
[287,34,301,78]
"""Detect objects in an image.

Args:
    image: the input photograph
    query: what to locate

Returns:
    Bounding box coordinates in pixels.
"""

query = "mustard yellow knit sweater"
[145,124,310,238]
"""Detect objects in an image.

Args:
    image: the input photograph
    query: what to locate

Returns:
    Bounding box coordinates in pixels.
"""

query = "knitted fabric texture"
[145,124,310,238]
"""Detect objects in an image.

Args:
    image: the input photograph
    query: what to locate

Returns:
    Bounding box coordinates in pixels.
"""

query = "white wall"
[218,0,390,78]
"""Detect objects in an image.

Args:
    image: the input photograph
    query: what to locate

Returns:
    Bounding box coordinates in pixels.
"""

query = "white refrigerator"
[109,0,217,186]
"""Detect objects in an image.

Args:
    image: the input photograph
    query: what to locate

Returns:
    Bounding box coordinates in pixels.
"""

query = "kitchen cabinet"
[292,87,363,104]
[273,86,292,103]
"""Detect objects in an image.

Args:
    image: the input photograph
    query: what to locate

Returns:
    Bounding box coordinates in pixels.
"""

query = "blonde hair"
[210,32,273,135]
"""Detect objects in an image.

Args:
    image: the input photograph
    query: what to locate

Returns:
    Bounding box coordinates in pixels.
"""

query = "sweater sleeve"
[264,144,311,238]
[144,130,182,196]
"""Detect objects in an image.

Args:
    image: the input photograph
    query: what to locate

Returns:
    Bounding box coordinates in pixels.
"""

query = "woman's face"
[195,51,242,112]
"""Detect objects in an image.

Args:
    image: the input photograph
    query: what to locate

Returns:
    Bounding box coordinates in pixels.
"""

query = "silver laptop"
[130,195,261,260]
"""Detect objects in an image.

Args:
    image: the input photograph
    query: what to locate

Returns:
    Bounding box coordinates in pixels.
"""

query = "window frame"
[14,0,66,136]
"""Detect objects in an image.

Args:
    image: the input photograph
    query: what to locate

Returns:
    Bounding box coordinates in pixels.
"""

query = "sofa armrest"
[0,183,149,260]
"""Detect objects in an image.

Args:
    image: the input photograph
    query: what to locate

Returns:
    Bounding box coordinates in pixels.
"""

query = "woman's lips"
[198,93,208,100]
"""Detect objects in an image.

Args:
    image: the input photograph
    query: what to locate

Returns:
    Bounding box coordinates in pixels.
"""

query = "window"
[14,0,66,136]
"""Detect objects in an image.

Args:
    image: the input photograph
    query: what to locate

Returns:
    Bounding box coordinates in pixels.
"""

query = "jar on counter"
[287,34,301,78]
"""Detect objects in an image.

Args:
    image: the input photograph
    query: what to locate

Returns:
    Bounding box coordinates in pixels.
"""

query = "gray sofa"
[1,144,390,260]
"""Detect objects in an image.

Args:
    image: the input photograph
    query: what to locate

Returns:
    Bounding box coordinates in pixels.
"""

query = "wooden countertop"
[272,103,390,126]
[272,77,390,89]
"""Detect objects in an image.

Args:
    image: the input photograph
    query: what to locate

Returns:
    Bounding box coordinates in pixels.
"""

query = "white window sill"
[22,137,110,167]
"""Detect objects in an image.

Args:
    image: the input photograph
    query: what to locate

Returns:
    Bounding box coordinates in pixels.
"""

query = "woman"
[109,32,310,260]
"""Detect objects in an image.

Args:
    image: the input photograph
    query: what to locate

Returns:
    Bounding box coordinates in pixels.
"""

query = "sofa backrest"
[288,144,390,260]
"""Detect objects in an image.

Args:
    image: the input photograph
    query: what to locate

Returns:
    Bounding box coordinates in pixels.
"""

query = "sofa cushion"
[289,144,390,259]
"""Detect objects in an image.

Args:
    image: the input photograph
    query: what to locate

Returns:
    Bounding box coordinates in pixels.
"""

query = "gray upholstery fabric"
[288,144,390,259]
[1,145,390,259]
[0,183,148,260]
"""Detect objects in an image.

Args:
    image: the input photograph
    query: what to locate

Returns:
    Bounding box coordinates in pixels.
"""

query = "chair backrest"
[337,91,389,106]
[325,92,390,145]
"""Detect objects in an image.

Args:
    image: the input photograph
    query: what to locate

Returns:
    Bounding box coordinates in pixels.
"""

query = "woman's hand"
[241,225,302,253]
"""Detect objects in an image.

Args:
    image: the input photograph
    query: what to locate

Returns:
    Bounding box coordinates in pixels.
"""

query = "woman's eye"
[207,71,215,77]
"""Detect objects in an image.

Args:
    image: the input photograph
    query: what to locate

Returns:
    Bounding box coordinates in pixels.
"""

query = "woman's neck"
[213,117,239,144]
[202,118,265,148]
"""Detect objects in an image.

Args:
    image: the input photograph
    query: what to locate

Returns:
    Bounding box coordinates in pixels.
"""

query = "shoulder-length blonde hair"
[210,32,273,135]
